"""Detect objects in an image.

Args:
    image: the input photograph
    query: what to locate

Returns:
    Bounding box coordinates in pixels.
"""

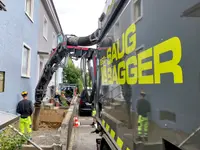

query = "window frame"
[21,43,31,78]
[0,71,5,93]
[24,0,34,22]
[39,55,44,77]
[133,0,143,24]
[43,15,48,41]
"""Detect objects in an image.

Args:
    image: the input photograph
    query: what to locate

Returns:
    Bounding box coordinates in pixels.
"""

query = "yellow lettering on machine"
[154,37,183,84]
[125,23,136,54]
[118,61,126,84]
[126,55,137,84]
[138,48,154,84]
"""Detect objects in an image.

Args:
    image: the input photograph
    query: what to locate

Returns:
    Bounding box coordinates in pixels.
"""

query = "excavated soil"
[31,108,67,145]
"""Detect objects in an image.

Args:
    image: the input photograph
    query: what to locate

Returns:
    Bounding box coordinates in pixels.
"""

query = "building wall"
[0,0,40,113]
[37,0,62,99]
[38,0,57,54]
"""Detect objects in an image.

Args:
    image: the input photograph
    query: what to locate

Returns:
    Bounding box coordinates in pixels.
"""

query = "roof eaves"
[50,0,63,34]
[42,0,63,34]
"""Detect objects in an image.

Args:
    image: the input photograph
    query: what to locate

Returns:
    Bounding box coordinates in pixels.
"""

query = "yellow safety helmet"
[21,91,28,96]
[140,91,146,95]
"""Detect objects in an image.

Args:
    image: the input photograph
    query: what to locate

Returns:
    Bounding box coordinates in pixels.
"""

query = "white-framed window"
[25,0,34,22]
[52,32,57,49]
[133,0,143,23]
[21,43,31,78]
[43,15,48,40]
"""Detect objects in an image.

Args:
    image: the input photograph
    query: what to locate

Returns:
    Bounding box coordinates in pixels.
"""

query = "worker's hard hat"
[140,91,146,95]
[21,91,28,96]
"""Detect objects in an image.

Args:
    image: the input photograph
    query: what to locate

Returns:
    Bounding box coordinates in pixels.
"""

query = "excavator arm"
[35,43,96,107]
[32,31,100,130]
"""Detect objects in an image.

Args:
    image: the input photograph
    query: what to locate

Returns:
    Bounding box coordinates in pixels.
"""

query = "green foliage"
[77,78,83,93]
[0,127,27,150]
[63,58,83,93]
[86,72,92,88]
[60,96,68,107]
[63,59,81,84]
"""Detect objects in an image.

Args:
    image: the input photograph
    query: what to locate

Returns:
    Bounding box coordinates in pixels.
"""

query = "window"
[52,32,57,48]
[25,0,34,21]
[43,16,48,40]
[133,0,142,22]
[0,71,5,92]
[21,44,31,77]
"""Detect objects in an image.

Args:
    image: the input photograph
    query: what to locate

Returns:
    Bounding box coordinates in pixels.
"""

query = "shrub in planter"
[0,127,27,150]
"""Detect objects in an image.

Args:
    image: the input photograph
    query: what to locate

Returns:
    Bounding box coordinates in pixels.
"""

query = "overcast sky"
[53,0,106,67]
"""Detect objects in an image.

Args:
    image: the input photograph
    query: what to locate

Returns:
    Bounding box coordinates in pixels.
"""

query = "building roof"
[42,0,63,34]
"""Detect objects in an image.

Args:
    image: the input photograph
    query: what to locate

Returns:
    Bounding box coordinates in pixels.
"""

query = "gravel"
[31,122,61,145]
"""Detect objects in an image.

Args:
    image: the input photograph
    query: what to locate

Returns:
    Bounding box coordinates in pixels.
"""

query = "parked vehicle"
[78,88,93,116]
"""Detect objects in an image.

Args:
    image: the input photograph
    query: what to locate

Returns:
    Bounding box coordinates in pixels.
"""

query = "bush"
[0,127,27,150]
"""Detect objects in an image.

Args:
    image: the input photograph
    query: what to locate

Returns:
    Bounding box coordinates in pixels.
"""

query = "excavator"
[32,0,200,150]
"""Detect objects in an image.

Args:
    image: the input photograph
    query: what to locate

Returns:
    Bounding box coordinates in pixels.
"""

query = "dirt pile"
[39,109,67,123]
[39,122,61,129]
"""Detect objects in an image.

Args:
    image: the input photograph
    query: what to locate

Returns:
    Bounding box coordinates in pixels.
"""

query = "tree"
[63,58,83,93]
[86,72,92,88]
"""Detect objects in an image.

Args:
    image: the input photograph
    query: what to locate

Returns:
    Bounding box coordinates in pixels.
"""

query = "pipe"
[66,29,101,46]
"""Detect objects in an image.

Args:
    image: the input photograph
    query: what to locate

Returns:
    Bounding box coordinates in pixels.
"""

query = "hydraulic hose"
[66,29,101,46]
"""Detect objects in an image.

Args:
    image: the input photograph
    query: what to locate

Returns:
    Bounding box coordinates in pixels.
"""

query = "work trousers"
[137,115,148,136]
[19,116,32,138]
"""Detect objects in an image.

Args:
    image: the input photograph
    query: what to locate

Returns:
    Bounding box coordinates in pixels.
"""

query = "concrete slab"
[71,117,100,150]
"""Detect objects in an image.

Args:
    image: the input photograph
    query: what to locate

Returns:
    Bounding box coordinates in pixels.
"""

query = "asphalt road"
[71,116,100,150]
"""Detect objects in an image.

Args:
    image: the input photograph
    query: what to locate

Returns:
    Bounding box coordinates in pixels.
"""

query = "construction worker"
[136,91,151,141]
[60,91,70,106]
[16,91,33,139]
[54,91,62,104]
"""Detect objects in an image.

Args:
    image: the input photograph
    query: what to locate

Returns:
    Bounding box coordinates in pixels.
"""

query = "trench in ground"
[30,108,67,146]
